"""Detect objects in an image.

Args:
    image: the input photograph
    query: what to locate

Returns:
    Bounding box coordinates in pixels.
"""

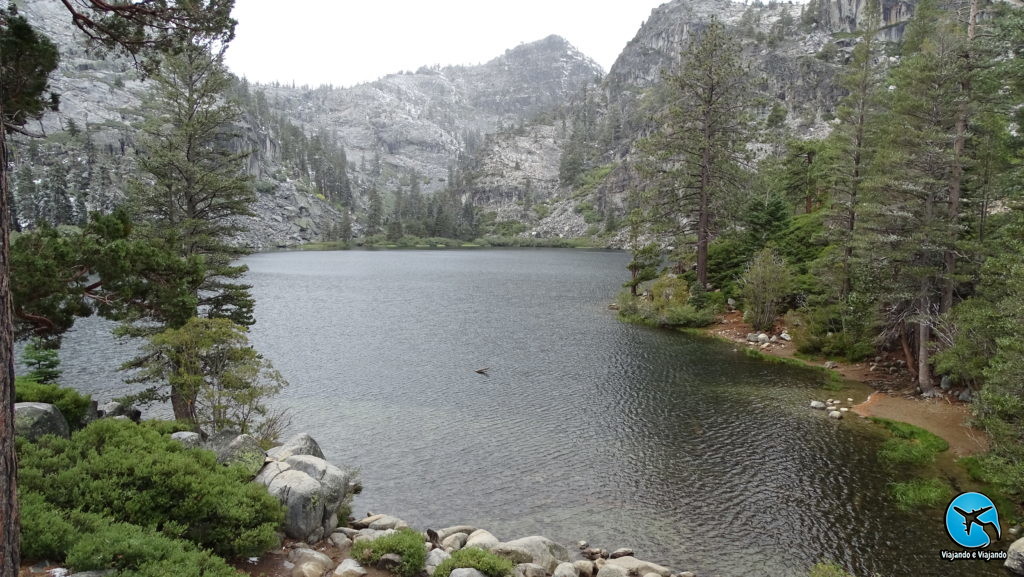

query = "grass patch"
[433,547,514,577]
[872,418,949,466]
[351,528,426,577]
[889,478,953,510]
[740,349,843,389]
[808,562,854,577]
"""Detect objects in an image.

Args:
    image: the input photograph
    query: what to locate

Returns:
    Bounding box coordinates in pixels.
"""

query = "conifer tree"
[638,18,752,288]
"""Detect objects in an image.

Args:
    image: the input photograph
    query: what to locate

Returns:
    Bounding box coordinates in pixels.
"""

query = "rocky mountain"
[8,0,920,248]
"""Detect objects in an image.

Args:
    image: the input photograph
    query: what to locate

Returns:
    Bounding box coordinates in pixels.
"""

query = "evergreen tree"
[638,17,752,288]
[366,186,383,235]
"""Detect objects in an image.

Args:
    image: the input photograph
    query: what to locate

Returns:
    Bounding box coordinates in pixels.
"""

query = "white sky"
[224,0,670,88]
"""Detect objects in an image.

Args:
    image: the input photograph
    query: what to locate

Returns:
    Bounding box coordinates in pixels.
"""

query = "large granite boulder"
[604,557,670,577]
[14,402,69,441]
[465,529,500,550]
[493,536,569,573]
[267,432,325,460]
[255,453,351,543]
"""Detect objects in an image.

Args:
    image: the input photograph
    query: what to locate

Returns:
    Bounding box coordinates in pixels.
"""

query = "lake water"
[51,249,1002,577]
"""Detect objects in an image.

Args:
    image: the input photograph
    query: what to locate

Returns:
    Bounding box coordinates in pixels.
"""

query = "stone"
[377,553,404,571]
[1008,537,1024,575]
[769,336,779,343]
[757,333,770,344]
[840,408,849,413]
[334,559,368,577]
[577,541,589,550]
[14,402,69,441]
[260,461,349,543]
[451,569,489,577]
[940,375,953,390]
[368,514,408,530]
[493,536,569,573]
[354,528,397,543]
[677,573,696,577]
[810,401,826,410]
[959,389,973,402]
[352,514,386,529]
[642,573,662,577]
[574,560,594,577]
[727,298,737,309]
[289,549,333,577]
[170,431,203,449]
[438,525,477,540]
[442,532,469,550]
[745,333,758,343]
[553,562,579,577]
[594,559,606,570]
[609,548,633,559]
[605,557,671,577]
[829,411,843,419]
[330,533,353,552]
[465,529,500,550]
[780,331,792,341]
[336,527,360,538]
[824,361,839,369]
[267,432,326,461]
[210,432,266,475]
[595,565,628,577]
[582,548,603,560]
[426,548,452,575]
[255,461,292,486]
[513,564,547,577]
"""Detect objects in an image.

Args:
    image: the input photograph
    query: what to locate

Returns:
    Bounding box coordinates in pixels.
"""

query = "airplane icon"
[953,506,1000,539]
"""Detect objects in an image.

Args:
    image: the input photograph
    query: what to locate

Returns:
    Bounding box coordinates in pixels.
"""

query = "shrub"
[66,518,239,577]
[660,304,715,328]
[15,377,92,430]
[433,547,514,577]
[740,248,792,332]
[17,418,283,558]
[20,491,75,561]
[352,528,427,577]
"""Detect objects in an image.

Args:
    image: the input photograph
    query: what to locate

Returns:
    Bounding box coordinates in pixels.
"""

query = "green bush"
[660,304,716,328]
[352,528,427,577]
[20,491,75,561]
[66,518,240,577]
[433,547,515,577]
[15,377,92,429]
[18,418,283,558]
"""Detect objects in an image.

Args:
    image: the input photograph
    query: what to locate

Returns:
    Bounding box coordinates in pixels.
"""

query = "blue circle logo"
[945,492,1001,548]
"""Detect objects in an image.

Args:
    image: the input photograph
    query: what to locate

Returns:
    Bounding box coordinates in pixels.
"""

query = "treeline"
[622,0,1024,498]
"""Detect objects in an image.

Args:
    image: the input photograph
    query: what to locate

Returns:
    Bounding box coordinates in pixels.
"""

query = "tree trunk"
[170,386,196,426]
[918,286,934,394]
[0,104,21,577]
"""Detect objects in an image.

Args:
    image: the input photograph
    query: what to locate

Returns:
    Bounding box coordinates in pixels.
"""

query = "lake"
[50,249,1001,577]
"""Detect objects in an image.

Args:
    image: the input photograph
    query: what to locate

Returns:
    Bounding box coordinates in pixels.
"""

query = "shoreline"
[697,311,989,457]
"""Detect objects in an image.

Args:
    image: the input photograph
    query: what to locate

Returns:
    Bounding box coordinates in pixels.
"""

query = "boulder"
[170,431,203,449]
[97,401,140,421]
[330,532,353,552]
[334,559,368,577]
[824,361,839,369]
[757,333,770,344]
[1007,537,1024,575]
[442,532,469,550]
[267,432,326,461]
[513,564,547,577]
[829,411,843,419]
[574,560,594,577]
[465,529,499,550]
[354,528,396,543]
[745,333,758,343]
[595,565,628,577]
[14,402,69,441]
[293,562,327,577]
[210,432,266,475]
[368,514,408,530]
[605,557,671,577]
[426,548,452,575]
[553,562,580,577]
[810,401,827,410]
[352,514,386,529]
[289,548,334,574]
[609,549,633,560]
[779,331,792,342]
[493,536,569,573]
[437,525,478,540]
[259,456,351,543]
[451,569,488,577]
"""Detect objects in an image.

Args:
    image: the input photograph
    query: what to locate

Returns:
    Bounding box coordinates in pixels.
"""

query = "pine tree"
[638,17,752,288]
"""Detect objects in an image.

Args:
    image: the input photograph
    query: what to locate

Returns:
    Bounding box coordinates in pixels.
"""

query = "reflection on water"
[51,249,1000,577]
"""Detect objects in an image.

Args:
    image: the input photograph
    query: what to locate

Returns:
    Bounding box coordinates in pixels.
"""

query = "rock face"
[14,402,70,441]
[820,0,915,41]
[256,434,353,543]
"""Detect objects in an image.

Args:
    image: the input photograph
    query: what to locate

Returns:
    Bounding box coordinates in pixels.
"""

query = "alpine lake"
[50,248,1003,577]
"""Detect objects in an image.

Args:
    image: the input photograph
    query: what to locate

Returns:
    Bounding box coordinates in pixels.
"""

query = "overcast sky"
[224,0,670,88]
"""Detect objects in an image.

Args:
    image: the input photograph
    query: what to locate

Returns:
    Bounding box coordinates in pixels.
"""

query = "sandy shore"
[704,311,989,457]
